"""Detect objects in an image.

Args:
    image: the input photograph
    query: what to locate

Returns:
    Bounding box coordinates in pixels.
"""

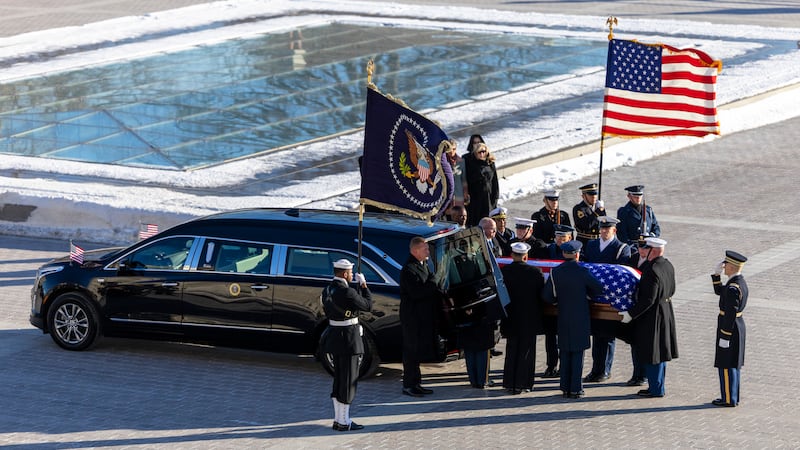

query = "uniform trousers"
[718,367,740,405]
[464,349,490,387]
[630,345,646,379]
[644,362,666,396]
[331,354,360,404]
[590,336,615,376]
[559,350,584,394]
[402,354,422,389]
[545,333,559,369]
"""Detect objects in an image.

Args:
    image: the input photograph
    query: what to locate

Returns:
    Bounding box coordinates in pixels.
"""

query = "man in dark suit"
[501,242,546,394]
[543,240,604,398]
[711,250,749,407]
[619,237,678,398]
[400,236,441,397]
[582,216,632,383]
[321,259,373,431]
[479,217,502,258]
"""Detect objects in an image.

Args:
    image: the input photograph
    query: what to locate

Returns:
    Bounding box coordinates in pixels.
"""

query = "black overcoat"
[542,259,604,351]
[713,273,748,368]
[463,153,499,226]
[501,261,545,339]
[321,278,373,355]
[628,256,678,364]
[400,255,442,362]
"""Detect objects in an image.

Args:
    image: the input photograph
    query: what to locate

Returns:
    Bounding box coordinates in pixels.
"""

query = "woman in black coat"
[463,135,499,227]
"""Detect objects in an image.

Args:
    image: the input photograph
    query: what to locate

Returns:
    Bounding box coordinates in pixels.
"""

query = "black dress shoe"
[333,421,364,431]
[543,367,560,378]
[712,398,736,407]
[486,379,496,387]
[402,387,425,397]
[626,377,646,386]
[568,390,585,399]
[583,373,609,383]
[490,349,503,357]
[415,385,433,395]
[636,389,664,398]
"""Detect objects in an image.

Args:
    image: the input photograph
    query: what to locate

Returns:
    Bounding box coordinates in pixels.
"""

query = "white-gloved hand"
[619,311,632,323]
[718,338,730,348]
[713,260,725,276]
[354,273,366,285]
[596,199,604,210]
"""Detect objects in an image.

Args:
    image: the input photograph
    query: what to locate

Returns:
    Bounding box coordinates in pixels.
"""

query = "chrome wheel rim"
[53,303,89,345]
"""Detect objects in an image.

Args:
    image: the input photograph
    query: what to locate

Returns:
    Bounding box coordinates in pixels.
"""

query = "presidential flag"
[138,223,158,240]
[360,86,454,224]
[69,242,84,265]
[497,258,640,311]
[602,38,722,138]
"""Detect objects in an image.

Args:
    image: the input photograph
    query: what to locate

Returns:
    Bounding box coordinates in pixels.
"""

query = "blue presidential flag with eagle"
[360,86,454,224]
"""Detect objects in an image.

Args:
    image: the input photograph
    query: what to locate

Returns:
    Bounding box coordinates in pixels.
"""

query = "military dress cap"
[625,185,645,195]
[579,183,599,195]
[560,240,582,254]
[511,242,531,255]
[490,206,508,219]
[725,250,748,267]
[597,216,621,227]
[333,259,354,270]
[553,223,575,236]
[514,217,536,228]
[643,237,667,248]
[543,189,560,199]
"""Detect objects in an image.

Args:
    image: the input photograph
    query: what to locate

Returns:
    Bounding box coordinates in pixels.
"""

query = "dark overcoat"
[713,273,748,368]
[542,259,604,351]
[582,237,631,265]
[463,152,499,226]
[400,255,442,362]
[501,261,546,339]
[628,256,678,364]
[321,278,373,355]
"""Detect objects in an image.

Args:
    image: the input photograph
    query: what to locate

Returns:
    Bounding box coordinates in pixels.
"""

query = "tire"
[318,331,380,379]
[47,292,102,351]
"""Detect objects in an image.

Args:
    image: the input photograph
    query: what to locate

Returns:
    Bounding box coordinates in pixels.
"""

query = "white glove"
[718,338,730,349]
[713,260,724,276]
[619,311,632,323]
[595,199,604,210]
[354,273,366,285]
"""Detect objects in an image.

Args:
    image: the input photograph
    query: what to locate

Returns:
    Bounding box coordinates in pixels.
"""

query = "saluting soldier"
[321,259,372,431]
[573,183,606,245]
[531,190,572,243]
[616,185,661,245]
[711,250,749,407]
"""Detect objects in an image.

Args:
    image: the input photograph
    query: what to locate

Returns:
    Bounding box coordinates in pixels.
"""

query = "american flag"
[602,38,722,138]
[69,242,84,265]
[138,223,158,240]
[497,258,640,311]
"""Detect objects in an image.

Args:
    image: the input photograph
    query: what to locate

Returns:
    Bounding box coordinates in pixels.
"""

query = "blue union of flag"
[360,87,453,223]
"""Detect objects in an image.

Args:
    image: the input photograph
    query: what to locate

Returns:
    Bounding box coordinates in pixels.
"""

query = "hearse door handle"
[161,282,179,287]
[251,284,270,291]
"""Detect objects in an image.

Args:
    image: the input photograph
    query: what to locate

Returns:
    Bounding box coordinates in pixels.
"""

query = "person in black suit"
[501,242,546,394]
[582,216,632,384]
[543,240,604,398]
[619,237,678,398]
[321,259,373,431]
[711,250,749,407]
[479,217,502,258]
[399,237,442,397]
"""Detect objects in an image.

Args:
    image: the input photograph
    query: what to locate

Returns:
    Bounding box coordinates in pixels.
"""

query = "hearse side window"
[126,237,195,270]
[441,236,489,287]
[285,248,381,282]
[198,240,273,274]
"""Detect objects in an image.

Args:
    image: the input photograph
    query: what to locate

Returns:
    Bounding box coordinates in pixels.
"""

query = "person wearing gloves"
[619,237,678,398]
[572,183,606,246]
[711,250,749,407]
[321,258,373,431]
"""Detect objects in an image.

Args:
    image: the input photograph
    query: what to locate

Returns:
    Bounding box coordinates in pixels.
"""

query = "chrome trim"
[108,318,305,334]
[449,294,498,311]
[359,239,402,270]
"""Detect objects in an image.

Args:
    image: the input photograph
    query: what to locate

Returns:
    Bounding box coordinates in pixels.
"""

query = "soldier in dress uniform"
[490,206,515,257]
[531,190,572,243]
[546,224,574,260]
[321,259,373,431]
[510,218,549,259]
[573,183,606,246]
[501,242,546,394]
[543,240,604,398]
[582,216,632,383]
[616,185,661,245]
[711,250,749,407]
[619,237,678,398]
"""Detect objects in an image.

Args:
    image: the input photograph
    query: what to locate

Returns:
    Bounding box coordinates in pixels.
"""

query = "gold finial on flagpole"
[366,59,375,87]
[606,16,618,40]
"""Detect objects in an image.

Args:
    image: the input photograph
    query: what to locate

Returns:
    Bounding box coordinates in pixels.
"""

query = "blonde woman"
[463,138,499,227]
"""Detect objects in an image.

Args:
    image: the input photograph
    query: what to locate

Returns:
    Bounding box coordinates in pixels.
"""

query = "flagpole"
[599,16,617,201]
[357,203,364,274]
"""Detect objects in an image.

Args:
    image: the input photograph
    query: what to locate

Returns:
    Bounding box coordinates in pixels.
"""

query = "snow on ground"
[1,0,799,244]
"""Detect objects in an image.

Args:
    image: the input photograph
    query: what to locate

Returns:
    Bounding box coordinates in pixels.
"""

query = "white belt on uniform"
[329,317,359,326]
